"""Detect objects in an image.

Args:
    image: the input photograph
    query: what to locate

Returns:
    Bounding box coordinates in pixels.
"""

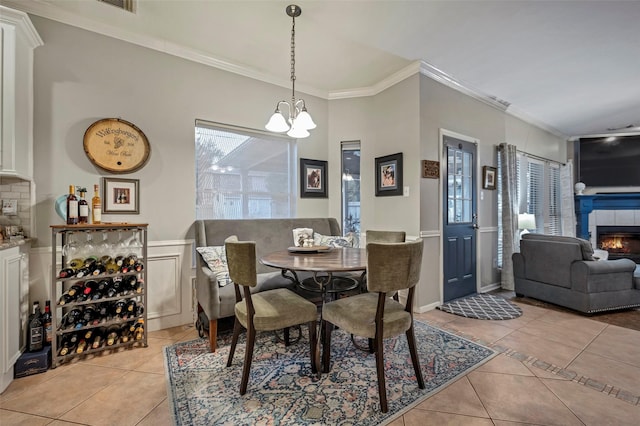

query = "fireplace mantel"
[575,193,640,239]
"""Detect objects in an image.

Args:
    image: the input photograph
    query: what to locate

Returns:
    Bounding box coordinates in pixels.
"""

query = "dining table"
[259,246,368,373]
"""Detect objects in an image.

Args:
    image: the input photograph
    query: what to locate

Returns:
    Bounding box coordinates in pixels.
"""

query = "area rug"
[164,321,495,425]
[438,293,523,320]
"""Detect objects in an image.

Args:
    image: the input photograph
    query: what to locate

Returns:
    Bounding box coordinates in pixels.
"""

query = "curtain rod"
[497,143,565,166]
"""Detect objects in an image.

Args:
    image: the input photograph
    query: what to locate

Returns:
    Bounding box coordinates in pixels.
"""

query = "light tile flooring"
[1,299,639,425]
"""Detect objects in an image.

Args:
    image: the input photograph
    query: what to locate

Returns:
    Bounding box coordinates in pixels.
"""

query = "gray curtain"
[560,159,576,237]
[499,143,519,290]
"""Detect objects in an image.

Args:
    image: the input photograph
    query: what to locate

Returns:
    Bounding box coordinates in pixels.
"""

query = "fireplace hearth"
[596,226,640,263]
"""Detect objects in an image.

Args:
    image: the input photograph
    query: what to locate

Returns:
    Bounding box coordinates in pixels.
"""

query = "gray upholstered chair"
[225,236,318,395]
[321,238,425,413]
[366,230,406,244]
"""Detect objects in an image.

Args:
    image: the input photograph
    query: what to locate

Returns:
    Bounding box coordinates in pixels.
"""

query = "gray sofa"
[512,233,640,313]
[195,218,342,351]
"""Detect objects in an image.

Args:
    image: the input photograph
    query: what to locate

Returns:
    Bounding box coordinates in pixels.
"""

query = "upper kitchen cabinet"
[0,6,42,179]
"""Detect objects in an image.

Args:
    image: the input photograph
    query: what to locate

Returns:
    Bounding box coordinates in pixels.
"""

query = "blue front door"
[443,135,478,301]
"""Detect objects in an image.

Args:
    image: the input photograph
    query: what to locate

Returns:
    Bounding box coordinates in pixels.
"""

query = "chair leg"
[375,336,388,413]
[208,319,218,352]
[284,327,290,346]
[322,320,333,373]
[406,324,425,389]
[308,321,318,374]
[226,317,243,367]
[239,324,256,395]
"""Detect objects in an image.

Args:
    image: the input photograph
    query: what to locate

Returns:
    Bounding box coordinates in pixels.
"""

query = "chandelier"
[265,4,316,138]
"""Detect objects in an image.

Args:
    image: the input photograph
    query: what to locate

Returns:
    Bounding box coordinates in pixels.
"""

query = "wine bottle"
[64,307,83,329]
[134,303,144,317]
[106,325,120,346]
[75,266,92,278]
[67,284,84,298]
[125,299,137,318]
[27,302,44,352]
[92,262,106,276]
[133,261,144,272]
[66,185,79,225]
[43,300,53,345]
[82,304,97,326]
[92,184,102,224]
[111,276,123,295]
[133,318,145,341]
[76,337,88,354]
[58,333,78,356]
[67,258,84,271]
[97,302,111,321]
[58,268,75,279]
[113,299,127,317]
[91,327,106,349]
[105,260,120,275]
[83,280,98,296]
[120,323,132,343]
[78,188,89,224]
[58,292,74,306]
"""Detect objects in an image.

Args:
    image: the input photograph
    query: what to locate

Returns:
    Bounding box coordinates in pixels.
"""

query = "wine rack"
[49,223,148,368]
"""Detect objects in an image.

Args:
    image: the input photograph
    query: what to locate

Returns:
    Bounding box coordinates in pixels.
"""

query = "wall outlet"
[2,199,18,216]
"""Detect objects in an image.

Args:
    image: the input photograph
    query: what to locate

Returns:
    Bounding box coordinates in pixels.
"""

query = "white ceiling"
[4,0,640,138]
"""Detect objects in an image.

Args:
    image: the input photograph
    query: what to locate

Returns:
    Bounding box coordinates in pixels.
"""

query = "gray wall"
[30,16,329,246]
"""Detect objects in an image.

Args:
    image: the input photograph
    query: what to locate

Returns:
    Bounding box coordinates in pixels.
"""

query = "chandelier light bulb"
[265,109,289,133]
[287,122,310,138]
[296,109,316,130]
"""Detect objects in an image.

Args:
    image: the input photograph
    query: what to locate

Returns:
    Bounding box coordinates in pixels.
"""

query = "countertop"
[0,238,33,251]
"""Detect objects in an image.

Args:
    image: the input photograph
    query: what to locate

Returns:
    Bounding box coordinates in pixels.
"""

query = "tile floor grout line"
[435,322,640,407]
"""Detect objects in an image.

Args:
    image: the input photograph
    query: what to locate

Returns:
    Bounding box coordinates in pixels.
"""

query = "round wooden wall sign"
[83,118,151,173]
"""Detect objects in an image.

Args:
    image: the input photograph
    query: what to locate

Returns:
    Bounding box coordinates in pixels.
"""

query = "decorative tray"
[287,245,332,253]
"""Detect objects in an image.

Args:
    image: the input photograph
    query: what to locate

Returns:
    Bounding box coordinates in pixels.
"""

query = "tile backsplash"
[0,176,31,238]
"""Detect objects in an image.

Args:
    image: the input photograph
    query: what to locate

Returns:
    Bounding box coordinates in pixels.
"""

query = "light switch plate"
[2,199,18,216]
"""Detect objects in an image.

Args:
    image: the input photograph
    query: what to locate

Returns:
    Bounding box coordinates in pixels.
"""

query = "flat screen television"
[577,135,640,188]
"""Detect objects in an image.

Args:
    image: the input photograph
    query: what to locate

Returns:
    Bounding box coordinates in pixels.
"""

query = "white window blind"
[548,164,561,235]
[195,121,296,219]
[526,159,544,233]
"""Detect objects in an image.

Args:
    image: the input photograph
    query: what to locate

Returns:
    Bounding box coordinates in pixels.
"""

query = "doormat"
[438,293,523,320]
[164,321,495,426]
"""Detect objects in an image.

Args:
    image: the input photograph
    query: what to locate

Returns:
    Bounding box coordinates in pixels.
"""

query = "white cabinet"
[0,242,30,394]
[0,6,42,179]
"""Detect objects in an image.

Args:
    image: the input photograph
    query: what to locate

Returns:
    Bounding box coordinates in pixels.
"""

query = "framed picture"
[482,166,497,190]
[300,158,328,198]
[375,152,403,196]
[102,177,140,214]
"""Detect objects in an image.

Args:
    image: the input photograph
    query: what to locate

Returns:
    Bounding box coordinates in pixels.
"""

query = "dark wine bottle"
[133,261,144,272]
[67,284,84,298]
[64,307,83,329]
[92,263,106,276]
[58,333,77,356]
[120,323,132,343]
[97,302,111,320]
[83,280,98,296]
[82,304,97,326]
[91,327,106,349]
[75,266,92,278]
[106,325,120,346]
[133,318,145,341]
[27,302,44,352]
[125,299,137,316]
[135,303,145,317]
[58,268,75,279]
[111,276,123,295]
[66,185,79,225]
[113,299,127,318]
[114,255,125,267]
[58,292,74,306]
[78,188,89,224]
[43,300,53,345]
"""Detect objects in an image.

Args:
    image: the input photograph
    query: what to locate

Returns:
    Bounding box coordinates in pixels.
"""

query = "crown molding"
[2,0,566,138]
[0,5,44,47]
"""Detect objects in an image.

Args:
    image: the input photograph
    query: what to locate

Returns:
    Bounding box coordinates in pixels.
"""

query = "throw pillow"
[576,238,596,261]
[195,246,232,287]
[292,228,314,247]
[314,232,354,248]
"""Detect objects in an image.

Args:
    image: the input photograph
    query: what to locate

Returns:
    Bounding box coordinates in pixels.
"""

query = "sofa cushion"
[521,234,595,260]
[196,246,232,287]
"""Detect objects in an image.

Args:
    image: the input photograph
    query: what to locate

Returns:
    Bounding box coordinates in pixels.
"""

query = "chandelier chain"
[290,13,296,103]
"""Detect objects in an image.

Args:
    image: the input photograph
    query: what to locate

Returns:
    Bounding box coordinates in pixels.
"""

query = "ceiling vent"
[97,0,135,13]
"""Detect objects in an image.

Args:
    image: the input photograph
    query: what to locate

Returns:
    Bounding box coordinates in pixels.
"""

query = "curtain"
[560,159,576,237]
[498,143,519,290]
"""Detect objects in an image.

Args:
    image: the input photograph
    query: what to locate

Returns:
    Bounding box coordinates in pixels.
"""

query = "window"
[497,152,562,266]
[341,141,361,237]
[195,121,296,219]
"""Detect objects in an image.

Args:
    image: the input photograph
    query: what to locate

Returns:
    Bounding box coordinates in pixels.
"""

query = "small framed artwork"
[300,158,328,198]
[482,166,497,190]
[422,160,440,179]
[102,177,140,214]
[375,152,403,196]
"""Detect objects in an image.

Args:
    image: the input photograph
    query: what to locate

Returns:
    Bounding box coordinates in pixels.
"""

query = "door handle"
[472,223,479,229]
[472,213,479,229]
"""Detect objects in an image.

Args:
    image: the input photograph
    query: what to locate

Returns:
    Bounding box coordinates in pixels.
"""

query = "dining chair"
[321,238,425,413]
[364,230,406,299]
[225,236,318,395]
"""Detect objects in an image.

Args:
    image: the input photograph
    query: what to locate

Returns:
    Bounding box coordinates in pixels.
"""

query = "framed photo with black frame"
[375,152,403,196]
[102,177,140,214]
[300,158,328,198]
[482,166,497,190]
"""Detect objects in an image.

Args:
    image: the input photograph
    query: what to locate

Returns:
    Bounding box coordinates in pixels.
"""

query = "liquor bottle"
[27,302,44,352]
[43,300,53,345]
[66,185,79,225]
[92,184,102,224]
[78,188,89,224]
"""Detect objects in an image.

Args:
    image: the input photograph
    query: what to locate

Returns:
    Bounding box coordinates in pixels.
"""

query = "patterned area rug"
[164,321,495,425]
[438,293,523,320]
